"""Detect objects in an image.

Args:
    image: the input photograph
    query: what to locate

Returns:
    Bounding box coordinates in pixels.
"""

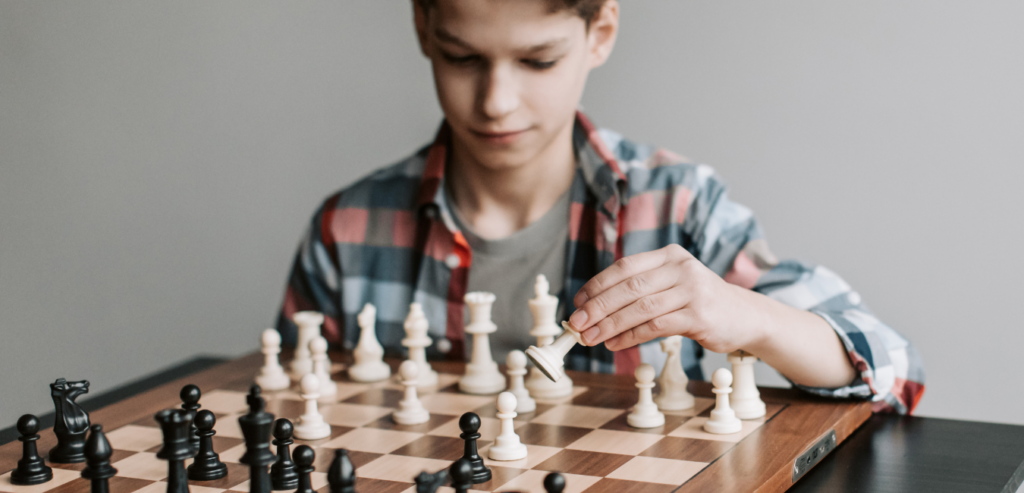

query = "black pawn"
[458,413,490,484]
[448,458,473,493]
[328,449,355,493]
[180,384,202,455]
[11,414,53,485]
[187,411,227,481]
[292,446,315,493]
[81,425,117,493]
[543,472,566,493]
[270,419,298,490]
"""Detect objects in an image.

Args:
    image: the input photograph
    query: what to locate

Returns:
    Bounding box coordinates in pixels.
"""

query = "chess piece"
[238,385,277,493]
[81,425,117,493]
[270,419,298,490]
[458,412,491,483]
[10,414,52,485]
[393,360,430,425]
[327,449,355,493]
[180,384,201,454]
[348,304,391,382]
[728,350,767,419]
[459,292,506,394]
[544,472,566,493]
[256,329,290,391]
[627,364,665,428]
[293,446,315,493]
[488,392,527,461]
[49,378,91,463]
[413,469,447,493]
[187,411,227,481]
[290,311,324,379]
[448,457,473,493]
[704,368,742,434]
[310,336,337,399]
[526,322,583,382]
[505,350,536,413]
[654,336,695,411]
[293,374,331,440]
[525,275,574,399]
[155,408,193,493]
[402,303,439,388]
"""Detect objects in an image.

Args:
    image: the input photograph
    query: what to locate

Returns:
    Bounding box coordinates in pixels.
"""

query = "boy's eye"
[442,53,480,66]
[523,59,557,70]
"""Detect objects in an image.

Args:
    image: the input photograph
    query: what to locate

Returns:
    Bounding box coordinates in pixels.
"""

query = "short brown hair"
[416,0,609,27]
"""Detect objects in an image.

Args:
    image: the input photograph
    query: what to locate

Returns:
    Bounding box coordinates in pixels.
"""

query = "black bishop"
[81,425,117,493]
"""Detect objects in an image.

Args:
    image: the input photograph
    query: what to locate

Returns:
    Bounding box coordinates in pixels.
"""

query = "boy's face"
[414,0,618,171]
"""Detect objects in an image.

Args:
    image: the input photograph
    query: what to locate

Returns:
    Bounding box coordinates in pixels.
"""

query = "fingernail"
[569,310,588,330]
[582,327,599,346]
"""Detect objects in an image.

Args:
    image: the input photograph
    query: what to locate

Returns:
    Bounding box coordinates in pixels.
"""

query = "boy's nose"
[479,65,519,120]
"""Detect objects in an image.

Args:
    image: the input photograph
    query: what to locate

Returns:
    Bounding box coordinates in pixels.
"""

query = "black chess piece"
[49,378,91,463]
[155,408,193,493]
[238,385,276,493]
[328,449,355,493]
[270,419,298,490]
[81,425,118,493]
[458,412,491,484]
[543,472,566,493]
[413,469,447,493]
[180,384,201,455]
[10,414,53,485]
[448,458,473,493]
[292,446,315,493]
[187,410,227,481]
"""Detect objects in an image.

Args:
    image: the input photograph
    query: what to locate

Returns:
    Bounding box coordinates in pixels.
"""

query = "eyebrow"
[433,27,569,54]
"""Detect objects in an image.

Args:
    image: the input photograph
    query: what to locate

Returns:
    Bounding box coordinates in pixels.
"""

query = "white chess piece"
[255,329,290,391]
[393,360,430,425]
[402,303,439,388]
[488,392,528,461]
[704,368,742,434]
[525,321,582,382]
[728,350,766,420]
[524,275,574,400]
[310,336,336,399]
[458,292,506,394]
[505,351,536,413]
[348,304,391,382]
[293,373,331,440]
[627,364,665,428]
[654,336,695,411]
[289,311,323,379]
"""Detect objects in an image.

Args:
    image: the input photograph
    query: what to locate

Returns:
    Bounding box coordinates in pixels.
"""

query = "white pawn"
[293,373,331,440]
[488,392,528,461]
[459,292,506,394]
[348,304,391,382]
[654,336,694,411]
[393,361,430,425]
[290,311,324,379]
[728,350,766,420]
[402,303,439,388]
[505,351,536,413]
[255,329,290,391]
[627,364,665,429]
[704,368,742,435]
[310,336,336,399]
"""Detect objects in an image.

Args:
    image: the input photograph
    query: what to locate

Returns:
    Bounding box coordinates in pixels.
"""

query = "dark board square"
[391,435,491,462]
[599,412,689,435]
[532,449,633,477]
[582,477,678,493]
[49,448,134,472]
[342,388,404,408]
[312,450,383,472]
[316,477,409,493]
[469,465,526,492]
[293,425,354,448]
[515,423,592,448]
[471,401,555,422]
[190,461,249,490]
[571,388,637,409]
[265,398,306,417]
[48,476,155,493]
[639,436,735,463]
[363,413,456,433]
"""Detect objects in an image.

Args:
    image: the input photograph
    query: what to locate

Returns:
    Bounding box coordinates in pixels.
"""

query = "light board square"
[111,452,166,481]
[200,390,250,414]
[356,455,450,483]
[480,443,562,470]
[321,428,424,454]
[106,425,164,452]
[530,405,622,429]
[605,456,707,485]
[492,469,600,493]
[319,403,393,427]
[564,429,664,456]
[0,467,80,493]
[418,393,494,415]
[667,416,766,442]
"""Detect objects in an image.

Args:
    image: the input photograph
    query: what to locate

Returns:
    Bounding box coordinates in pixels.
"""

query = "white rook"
[459,292,506,394]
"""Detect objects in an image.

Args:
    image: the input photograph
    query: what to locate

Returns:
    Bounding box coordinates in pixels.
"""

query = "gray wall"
[1,2,1021,425]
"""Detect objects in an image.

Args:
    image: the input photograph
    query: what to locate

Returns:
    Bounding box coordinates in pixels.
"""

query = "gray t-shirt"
[447,189,570,364]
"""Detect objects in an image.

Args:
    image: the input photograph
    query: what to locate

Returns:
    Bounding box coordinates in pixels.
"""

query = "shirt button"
[445,254,461,269]
[436,338,452,354]
[847,292,861,305]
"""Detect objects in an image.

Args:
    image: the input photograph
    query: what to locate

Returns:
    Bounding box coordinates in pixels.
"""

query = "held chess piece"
[292,446,315,493]
[704,368,743,435]
[11,414,53,485]
[627,364,665,428]
[187,411,227,481]
[459,292,506,394]
[413,469,447,493]
[270,419,298,490]
[525,275,574,399]
[728,350,767,419]
[458,412,491,484]
[155,409,193,493]
[81,425,117,493]
[505,351,536,413]
[310,336,337,399]
[239,386,277,493]
[348,304,391,382]
[448,457,473,493]
[180,384,202,454]
[402,303,439,388]
[544,472,566,493]
[487,392,527,461]
[293,374,331,440]
[393,361,430,425]
[290,311,324,379]
[49,378,91,463]
[526,322,583,382]
[256,329,290,391]
[654,336,695,411]
[327,449,356,493]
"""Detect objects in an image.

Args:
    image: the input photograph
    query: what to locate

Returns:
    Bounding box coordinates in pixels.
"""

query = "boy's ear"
[412,1,430,57]
[587,0,620,69]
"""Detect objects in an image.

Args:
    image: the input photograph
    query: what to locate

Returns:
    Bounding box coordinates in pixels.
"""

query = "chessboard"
[0,352,872,493]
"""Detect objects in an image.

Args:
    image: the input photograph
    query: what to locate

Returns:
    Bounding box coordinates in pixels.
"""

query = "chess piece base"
[459,364,505,395]
[524,346,563,383]
[733,399,767,420]
[255,373,291,392]
[525,367,573,400]
[393,407,430,425]
[293,420,331,441]
[488,441,527,461]
[347,363,391,383]
[703,412,742,434]
[627,406,665,429]
[654,392,695,411]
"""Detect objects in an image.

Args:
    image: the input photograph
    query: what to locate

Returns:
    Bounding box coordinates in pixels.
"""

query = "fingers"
[569,266,678,332]
[579,285,689,346]
[605,309,695,351]
[573,245,684,309]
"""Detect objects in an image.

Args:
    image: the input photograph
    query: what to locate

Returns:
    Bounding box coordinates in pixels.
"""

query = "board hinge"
[792,429,837,483]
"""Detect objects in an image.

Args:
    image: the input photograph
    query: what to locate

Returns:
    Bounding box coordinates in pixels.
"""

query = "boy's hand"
[569,244,765,353]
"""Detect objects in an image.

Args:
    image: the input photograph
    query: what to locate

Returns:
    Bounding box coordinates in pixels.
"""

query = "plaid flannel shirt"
[277,112,925,414]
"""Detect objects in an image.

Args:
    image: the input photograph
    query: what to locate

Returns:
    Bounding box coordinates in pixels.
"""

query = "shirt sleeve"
[684,166,925,414]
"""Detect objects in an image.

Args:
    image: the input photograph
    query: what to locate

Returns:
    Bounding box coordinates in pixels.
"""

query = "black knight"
[49,378,91,463]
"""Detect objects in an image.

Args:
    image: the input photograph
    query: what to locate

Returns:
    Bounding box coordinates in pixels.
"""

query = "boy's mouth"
[472,128,529,145]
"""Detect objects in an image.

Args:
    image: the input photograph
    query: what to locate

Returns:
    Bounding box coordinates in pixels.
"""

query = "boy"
[277,0,924,414]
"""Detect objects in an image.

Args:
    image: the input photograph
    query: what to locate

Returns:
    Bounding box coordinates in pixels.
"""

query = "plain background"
[2,2,1022,425]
